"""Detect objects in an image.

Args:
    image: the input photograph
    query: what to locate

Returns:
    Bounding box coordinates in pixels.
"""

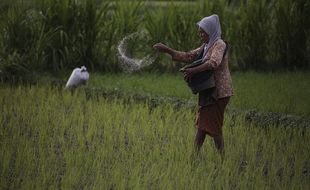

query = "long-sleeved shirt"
[173,39,233,98]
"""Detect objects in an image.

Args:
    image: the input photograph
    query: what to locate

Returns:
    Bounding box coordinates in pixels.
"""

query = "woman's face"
[198,27,209,43]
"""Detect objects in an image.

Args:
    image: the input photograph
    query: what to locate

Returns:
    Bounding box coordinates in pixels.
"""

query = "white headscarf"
[197,14,221,57]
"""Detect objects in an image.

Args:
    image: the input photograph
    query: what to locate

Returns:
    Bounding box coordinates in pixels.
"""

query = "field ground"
[82,71,310,117]
[0,85,309,189]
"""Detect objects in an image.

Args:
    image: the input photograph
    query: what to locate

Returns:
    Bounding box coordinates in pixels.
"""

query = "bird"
[65,66,89,89]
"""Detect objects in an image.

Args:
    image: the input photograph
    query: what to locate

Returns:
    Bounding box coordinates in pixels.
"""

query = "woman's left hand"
[183,68,195,81]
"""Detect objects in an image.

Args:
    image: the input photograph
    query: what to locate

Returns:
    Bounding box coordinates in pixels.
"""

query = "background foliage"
[0,0,309,80]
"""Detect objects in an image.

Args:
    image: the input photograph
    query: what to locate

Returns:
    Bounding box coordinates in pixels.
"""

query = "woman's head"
[197,14,221,38]
[197,14,221,44]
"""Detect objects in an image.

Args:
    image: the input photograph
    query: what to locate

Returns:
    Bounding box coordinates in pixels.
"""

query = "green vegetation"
[83,71,310,116]
[0,85,309,189]
[1,0,309,189]
[0,0,309,80]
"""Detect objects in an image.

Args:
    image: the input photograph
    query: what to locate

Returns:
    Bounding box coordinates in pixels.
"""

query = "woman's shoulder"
[211,39,227,53]
[214,39,226,47]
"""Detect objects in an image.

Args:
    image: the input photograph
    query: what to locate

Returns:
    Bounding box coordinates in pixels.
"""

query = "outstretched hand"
[153,43,169,53]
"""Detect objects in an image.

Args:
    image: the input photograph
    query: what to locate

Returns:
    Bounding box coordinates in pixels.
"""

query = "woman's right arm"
[153,43,202,63]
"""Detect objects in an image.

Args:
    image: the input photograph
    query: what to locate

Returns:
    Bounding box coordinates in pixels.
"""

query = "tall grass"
[144,4,201,70]
[97,1,144,72]
[0,3,42,80]
[273,0,310,69]
[0,0,309,77]
[0,85,309,189]
[231,0,273,70]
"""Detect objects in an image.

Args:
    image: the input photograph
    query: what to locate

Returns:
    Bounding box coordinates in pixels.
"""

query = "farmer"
[153,14,233,155]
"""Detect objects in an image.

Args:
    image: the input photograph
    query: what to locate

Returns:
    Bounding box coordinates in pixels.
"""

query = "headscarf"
[197,14,222,57]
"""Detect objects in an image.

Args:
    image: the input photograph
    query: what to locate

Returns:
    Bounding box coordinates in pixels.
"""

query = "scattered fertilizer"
[117,32,156,73]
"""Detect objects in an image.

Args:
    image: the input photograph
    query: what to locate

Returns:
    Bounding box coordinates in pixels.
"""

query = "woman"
[153,14,233,154]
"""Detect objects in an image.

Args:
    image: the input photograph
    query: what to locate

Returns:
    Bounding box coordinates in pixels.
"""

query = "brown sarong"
[195,97,230,137]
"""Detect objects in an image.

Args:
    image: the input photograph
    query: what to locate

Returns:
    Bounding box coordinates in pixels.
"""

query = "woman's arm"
[153,43,202,63]
[183,40,226,79]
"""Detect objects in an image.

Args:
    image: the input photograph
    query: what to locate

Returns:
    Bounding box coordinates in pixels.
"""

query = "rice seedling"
[0,84,309,189]
[84,71,310,116]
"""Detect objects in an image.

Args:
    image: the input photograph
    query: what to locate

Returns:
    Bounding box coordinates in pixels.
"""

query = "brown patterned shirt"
[173,39,233,98]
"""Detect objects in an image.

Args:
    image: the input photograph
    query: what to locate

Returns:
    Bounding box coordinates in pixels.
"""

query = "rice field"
[1,0,309,188]
[87,71,310,116]
[0,85,309,189]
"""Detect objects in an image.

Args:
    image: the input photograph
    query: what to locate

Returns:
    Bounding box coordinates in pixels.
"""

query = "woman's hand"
[183,68,196,81]
[153,43,169,53]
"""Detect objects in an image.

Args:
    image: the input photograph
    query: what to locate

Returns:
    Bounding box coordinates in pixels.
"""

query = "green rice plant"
[0,84,309,189]
[84,71,310,116]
